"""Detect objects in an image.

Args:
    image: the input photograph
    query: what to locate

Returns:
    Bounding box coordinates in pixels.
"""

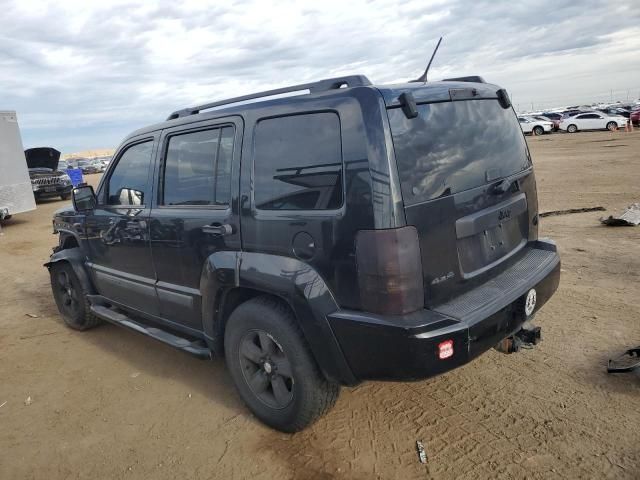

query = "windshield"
[388,99,530,205]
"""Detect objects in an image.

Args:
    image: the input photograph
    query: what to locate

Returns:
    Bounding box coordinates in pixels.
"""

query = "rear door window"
[253,112,343,210]
[388,99,530,205]
[162,126,234,206]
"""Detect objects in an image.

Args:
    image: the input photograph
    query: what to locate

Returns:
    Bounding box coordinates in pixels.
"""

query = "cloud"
[1,0,639,152]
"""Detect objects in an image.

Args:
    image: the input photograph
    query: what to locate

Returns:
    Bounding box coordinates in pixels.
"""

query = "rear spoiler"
[442,76,486,83]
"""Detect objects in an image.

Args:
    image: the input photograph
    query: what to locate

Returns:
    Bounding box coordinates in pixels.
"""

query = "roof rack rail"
[166,75,372,120]
[442,76,486,83]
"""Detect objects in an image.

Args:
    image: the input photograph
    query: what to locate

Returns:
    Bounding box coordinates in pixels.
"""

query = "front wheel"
[224,296,339,432]
[533,126,544,136]
[567,124,578,133]
[49,262,101,330]
[606,121,617,131]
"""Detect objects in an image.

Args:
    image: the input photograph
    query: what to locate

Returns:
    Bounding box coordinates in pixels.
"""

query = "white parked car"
[559,112,627,133]
[518,116,553,135]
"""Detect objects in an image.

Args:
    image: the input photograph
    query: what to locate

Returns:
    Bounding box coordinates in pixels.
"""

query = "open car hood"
[25,147,61,170]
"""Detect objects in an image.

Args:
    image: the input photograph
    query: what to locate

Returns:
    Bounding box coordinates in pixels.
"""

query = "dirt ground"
[1,130,639,480]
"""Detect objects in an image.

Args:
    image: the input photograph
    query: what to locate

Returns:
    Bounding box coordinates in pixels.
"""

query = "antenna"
[411,36,443,83]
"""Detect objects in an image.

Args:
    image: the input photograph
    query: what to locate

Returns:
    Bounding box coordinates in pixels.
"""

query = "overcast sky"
[2,0,639,153]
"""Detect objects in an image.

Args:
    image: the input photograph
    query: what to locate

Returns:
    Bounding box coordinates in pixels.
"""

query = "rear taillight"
[355,226,424,315]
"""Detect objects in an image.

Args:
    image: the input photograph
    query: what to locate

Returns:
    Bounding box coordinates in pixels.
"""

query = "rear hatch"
[386,85,538,307]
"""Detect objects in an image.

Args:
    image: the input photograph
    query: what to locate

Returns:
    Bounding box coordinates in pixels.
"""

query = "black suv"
[47,75,560,432]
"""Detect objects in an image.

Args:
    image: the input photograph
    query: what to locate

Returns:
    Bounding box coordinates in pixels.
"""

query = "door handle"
[201,224,234,236]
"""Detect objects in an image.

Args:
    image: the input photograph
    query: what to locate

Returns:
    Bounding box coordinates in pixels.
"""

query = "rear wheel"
[224,296,340,432]
[49,262,100,330]
[533,126,544,136]
[606,121,617,131]
[567,124,578,133]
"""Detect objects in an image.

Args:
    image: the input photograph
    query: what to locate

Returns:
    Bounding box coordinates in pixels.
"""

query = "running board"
[89,304,212,359]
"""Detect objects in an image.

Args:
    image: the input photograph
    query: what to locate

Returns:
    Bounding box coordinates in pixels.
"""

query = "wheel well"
[214,288,295,350]
[60,234,79,250]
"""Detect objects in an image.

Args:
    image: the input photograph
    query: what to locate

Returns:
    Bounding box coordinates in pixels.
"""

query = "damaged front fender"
[44,247,95,295]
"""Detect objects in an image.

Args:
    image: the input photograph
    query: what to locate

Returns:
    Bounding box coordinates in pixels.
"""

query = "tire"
[49,262,101,331]
[224,296,340,432]
[60,193,71,200]
[567,124,578,133]
[533,126,544,136]
[606,121,617,131]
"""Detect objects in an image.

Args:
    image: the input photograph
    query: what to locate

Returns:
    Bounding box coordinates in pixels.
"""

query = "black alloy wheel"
[54,269,82,319]
[239,329,294,409]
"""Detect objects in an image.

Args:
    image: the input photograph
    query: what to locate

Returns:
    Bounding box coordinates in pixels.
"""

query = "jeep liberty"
[47,75,560,432]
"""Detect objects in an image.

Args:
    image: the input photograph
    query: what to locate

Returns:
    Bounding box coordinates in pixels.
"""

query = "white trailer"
[0,111,36,220]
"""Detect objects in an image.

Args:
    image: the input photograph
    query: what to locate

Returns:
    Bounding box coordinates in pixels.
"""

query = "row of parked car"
[517,105,638,135]
[62,156,111,174]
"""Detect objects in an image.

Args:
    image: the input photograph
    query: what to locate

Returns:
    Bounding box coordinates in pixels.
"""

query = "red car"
[631,106,640,126]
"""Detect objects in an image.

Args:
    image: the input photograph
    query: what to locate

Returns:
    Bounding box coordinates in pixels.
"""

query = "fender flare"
[202,251,358,385]
[200,250,240,342]
[200,251,358,385]
[56,227,82,249]
[44,247,96,295]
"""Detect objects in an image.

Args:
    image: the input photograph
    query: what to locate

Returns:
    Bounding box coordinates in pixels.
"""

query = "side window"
[162,126,234,206]
[107,141,153,206]
[215,127,234,205]
[253,112,343,211]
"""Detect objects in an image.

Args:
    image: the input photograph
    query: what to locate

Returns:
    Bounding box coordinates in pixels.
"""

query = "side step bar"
[89,304,211,359]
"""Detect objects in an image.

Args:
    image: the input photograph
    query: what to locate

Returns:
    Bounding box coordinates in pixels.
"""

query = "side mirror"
[72,185,96,211]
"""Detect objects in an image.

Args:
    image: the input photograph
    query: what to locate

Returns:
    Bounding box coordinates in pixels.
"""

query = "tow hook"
[495,323,542,354]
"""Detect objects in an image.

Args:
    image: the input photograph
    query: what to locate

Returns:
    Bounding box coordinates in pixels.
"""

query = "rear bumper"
[328,240,560,382]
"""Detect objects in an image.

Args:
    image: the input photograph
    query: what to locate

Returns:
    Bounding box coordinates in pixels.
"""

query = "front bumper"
[33,184,73,198]
[328,240,560,382]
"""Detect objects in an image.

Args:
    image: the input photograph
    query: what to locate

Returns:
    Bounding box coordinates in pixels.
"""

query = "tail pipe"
[495,322,542,354]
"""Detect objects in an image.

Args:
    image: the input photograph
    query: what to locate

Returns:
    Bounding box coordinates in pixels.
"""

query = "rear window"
[388,99,530,205]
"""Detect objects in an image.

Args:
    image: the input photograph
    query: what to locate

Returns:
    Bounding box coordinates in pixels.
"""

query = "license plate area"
[455,193,529,278]
[44,186,57,192]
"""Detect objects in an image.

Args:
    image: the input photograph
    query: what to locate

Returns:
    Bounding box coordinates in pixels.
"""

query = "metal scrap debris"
[416,440,428,464]
[540,206,605,218]
[25,313,39,318]
[600,203,640,226]
[607,347,640,373]
[24,396,32,406]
